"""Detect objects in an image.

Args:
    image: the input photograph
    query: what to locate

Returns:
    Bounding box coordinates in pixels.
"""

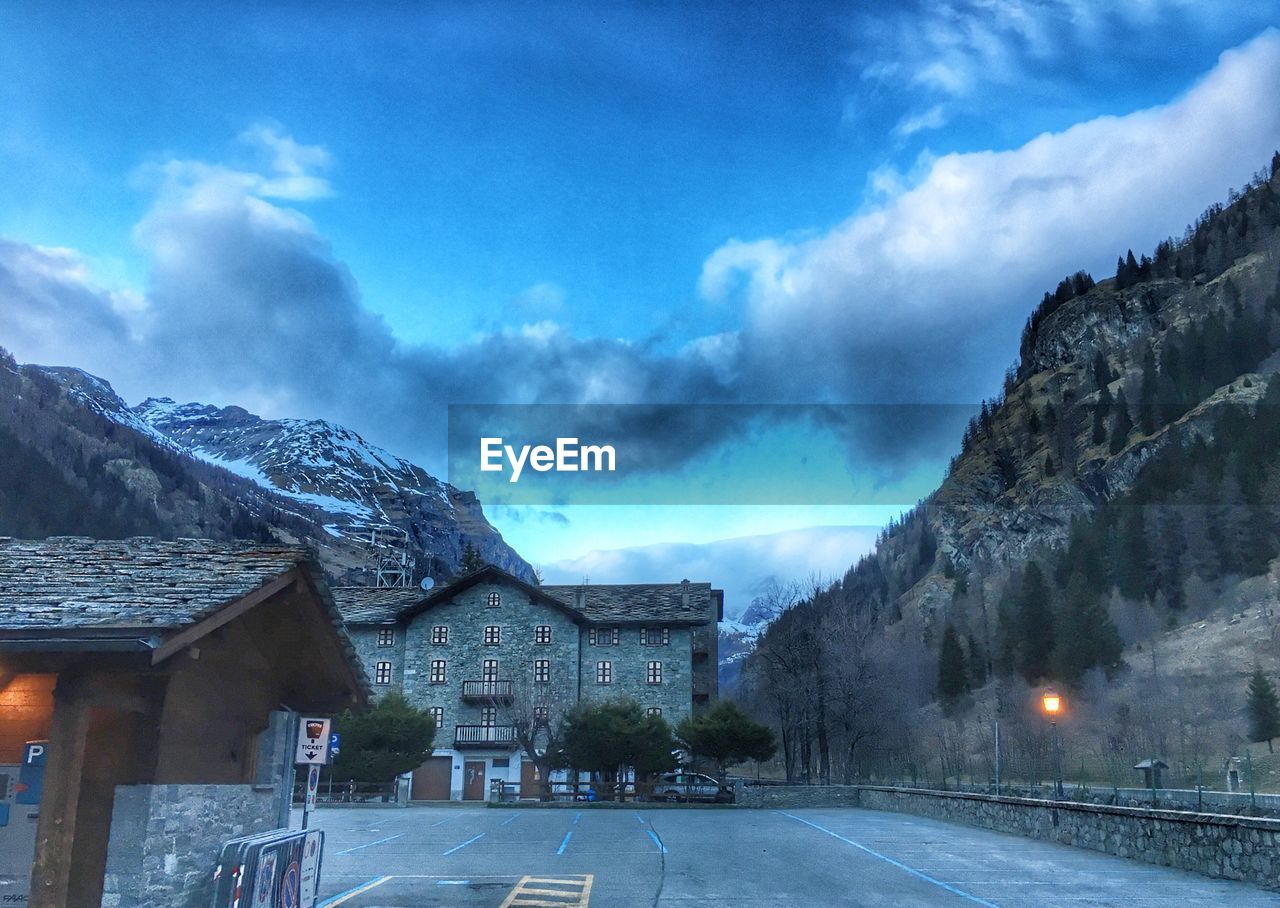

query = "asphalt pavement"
[302,805,1280,906]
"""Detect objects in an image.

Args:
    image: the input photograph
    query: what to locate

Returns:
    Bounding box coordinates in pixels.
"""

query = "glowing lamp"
[1041,691,1062,715]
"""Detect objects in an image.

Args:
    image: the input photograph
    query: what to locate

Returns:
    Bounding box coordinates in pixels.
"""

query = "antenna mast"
[365,525,415,588]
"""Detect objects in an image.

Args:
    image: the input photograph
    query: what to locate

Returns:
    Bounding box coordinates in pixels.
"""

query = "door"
[410,756,452,801]
[463,761,486,801]
[520,758,541,800]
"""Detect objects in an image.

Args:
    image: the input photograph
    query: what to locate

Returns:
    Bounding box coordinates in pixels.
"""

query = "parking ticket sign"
[294,718,331,765]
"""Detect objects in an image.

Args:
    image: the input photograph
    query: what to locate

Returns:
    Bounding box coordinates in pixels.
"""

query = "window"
[374,661,392,685]
[641,627,669,646]
[480,706,497,726]
[646,707,662,718]
[647,661,663,684]
[487,591,501,607]
[533,705,549,725]
[493,757,510,768]
[534,625,552,644]
[589,627,618,646]
[533,659,550,683]
[429,660,447,684]
[482,659,499,682]
[596,661,613,684]
[377,628,395,647]
[431,625,448,645]
[428,706,444,728]
[483,625,501,646]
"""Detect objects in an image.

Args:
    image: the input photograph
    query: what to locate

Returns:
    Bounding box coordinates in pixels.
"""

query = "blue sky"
[4,3,1280,609]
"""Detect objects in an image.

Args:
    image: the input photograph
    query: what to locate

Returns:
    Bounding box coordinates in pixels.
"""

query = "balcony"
[461,680,514,702]
[454,724,517,749]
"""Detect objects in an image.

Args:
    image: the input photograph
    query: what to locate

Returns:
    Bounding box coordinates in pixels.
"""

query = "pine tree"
[937,624,968,711]
[1138,345,1159,436]
[1246,670,1280,753]
[1091,404,1107,445]
[1052,571,1125,683]
[967,633,988,689]
[1016,562,1055,684]
[460,542,486,573]
[1092,350,1111,391]
[1109,388,1133,454]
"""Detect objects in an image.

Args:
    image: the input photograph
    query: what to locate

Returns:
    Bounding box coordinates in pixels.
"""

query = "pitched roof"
[0,536,311,630]
[333,565,719,626]
[542,583,714,624]
[327,586,426,624]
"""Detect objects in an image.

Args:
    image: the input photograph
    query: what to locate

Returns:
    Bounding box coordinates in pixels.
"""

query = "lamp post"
[1041,689,1064,798]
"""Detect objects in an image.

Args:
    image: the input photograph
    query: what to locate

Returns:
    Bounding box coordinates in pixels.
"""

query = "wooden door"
[411,756,452,800]
[463,761,486,800]
[520,759,541,799]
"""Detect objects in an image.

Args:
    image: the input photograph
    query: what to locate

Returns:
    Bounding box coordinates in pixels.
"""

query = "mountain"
[0,355,533,584]
[740,153,1280,784]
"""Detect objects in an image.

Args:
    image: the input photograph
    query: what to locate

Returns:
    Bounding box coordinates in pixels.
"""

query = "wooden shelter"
[0,537,368,908]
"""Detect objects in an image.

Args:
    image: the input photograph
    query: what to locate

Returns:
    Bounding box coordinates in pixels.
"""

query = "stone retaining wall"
[736,784,1280,890]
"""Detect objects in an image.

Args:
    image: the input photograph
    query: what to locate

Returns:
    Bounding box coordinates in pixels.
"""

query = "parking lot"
[307,805,1279,906]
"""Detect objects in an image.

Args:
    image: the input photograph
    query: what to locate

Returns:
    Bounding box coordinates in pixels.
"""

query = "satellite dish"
[419,576,436,591]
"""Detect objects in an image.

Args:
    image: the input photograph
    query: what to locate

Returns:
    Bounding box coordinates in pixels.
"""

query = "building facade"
[335,565,722,800]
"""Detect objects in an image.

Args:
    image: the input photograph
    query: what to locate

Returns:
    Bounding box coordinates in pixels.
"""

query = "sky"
[3,2,1280,613]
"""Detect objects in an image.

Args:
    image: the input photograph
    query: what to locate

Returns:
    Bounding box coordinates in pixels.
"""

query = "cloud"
[3,30,1280,483]
[705,28,1280,402]
[539,525,881,619]
[511,281,566,314]
[893,104,948,138]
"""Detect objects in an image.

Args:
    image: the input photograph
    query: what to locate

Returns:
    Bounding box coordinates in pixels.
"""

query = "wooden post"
[29,673,92,908]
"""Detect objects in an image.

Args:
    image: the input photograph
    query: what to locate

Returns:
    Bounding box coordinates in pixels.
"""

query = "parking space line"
[557,831,573,855]
[778,812,997,907]
[333,833,404,855]
[572,812,581,825]
[443,832,486,855]
[317,875,392,906]
[500,813,521,826]
[646,829,668,854]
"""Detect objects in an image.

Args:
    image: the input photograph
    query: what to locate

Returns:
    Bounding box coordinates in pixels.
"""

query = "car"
[651,771,733,803]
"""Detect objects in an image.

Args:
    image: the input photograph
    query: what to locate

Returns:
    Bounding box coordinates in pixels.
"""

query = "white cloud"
[893,104,948,138]
[539,525,880,619]
[512,281,566,314]
[704,28,1280,401]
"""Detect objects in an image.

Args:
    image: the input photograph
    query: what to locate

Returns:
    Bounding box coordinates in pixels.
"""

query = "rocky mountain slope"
[0,355,532,584]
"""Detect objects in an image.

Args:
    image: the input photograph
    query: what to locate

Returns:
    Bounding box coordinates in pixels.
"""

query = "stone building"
[0,537,368,907]
[333,565,722,800]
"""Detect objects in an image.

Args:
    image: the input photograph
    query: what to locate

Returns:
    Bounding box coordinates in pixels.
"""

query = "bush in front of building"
[556,698,678,798]
[331,692,437,783]
[676,700,776,782]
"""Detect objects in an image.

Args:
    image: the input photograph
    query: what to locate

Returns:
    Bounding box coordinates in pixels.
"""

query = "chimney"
[681,578,690,608]
[575,587,586,611]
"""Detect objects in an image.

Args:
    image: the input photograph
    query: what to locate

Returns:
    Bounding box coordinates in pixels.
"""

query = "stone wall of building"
[401,581,580,737]
[735,784,1280,890]
[101,783,278,908]
[577,625,693,726]
[348,623,407,697]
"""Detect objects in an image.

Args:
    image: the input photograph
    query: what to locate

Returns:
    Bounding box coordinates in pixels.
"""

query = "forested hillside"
[740,153,1280,788]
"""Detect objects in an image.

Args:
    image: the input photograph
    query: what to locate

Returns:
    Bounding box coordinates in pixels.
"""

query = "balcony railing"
[455,724,518,748]
[461,680,514,701]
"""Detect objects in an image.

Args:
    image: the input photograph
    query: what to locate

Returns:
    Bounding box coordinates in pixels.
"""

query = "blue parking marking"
[442,833,485,856]
[646,829,668,854]
[334,833,403,855]
[557,831,573,855]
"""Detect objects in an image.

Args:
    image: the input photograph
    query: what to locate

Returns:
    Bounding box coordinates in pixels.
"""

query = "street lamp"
[1041,689,1064,798]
